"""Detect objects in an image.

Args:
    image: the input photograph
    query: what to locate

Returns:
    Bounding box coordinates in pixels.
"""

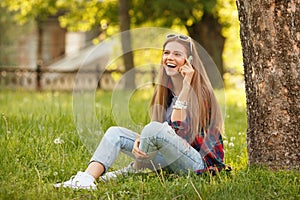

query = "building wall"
[0,13,67,68]
[16,23,37,68]
[0,7,37,68]
[41,17,66,65]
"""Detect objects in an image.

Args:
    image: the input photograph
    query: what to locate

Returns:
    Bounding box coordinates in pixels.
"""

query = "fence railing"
[0,65,157,91]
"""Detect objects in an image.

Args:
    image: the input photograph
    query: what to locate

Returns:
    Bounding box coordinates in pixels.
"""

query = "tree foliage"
[130,0,238,31]
[131,0,209,27]
[1,0,241,73]
[1,0,59,24]
[0,0,116,31]
[58,0,118,32]
[1,0,237,35]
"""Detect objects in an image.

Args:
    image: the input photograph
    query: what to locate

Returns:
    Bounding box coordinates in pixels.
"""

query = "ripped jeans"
[90,121,205,174]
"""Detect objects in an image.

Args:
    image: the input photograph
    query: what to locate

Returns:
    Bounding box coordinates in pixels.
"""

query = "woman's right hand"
[179,57,195,85]
[132,137,149,159]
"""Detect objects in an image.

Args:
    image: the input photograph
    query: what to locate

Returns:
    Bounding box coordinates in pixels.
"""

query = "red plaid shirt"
[166,89,226,174]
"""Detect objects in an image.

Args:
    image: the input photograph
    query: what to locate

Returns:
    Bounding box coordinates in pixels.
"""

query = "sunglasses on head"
[166,34,193,54]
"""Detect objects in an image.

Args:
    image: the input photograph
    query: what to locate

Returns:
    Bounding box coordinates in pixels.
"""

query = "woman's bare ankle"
[86,161,105,179]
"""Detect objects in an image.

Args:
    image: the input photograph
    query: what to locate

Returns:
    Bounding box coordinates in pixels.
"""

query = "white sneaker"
[100,162,138,182]
[54,171,96,190]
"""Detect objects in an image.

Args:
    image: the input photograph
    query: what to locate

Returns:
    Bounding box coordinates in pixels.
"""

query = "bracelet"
[172,100,188,110]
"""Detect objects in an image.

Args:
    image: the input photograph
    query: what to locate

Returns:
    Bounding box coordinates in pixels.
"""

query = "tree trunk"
[118,0,135,89]
[236,0,300,169]
[186,12,225,79]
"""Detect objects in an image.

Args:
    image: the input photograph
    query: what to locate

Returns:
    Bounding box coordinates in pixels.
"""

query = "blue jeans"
[91,121,205,174]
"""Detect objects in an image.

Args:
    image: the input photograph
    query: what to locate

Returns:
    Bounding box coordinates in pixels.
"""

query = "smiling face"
[162,41,188,77]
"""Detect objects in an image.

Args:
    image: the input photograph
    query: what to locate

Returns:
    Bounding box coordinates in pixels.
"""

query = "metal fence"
[0,65,157,91]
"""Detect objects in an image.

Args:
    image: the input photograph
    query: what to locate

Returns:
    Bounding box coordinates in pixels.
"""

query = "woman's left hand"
[132,137,149,159]
[178,58,194,85]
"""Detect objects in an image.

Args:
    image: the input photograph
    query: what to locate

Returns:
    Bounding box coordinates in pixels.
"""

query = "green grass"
[0,88,299,200]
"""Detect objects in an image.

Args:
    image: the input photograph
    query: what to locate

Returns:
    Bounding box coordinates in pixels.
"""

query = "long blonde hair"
[150,36,223,141]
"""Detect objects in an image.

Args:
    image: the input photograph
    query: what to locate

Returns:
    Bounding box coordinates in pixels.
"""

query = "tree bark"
[118,0,135,89]
[186,12,225,79]
[236,0,300,169]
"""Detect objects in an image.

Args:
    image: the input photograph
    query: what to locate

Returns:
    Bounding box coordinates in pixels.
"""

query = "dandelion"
[223,140,228,146]
[54,137,64,144]
[54,137,65,163]
[229,142,235,147]
[53,171,58,176]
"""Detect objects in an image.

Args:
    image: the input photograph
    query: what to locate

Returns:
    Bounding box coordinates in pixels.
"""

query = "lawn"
[0,88,299,200]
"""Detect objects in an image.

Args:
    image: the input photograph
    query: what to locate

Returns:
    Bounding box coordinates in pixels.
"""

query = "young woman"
[54,34,227,190]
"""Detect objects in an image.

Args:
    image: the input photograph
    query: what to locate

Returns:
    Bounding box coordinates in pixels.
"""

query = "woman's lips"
[166,64,177,68]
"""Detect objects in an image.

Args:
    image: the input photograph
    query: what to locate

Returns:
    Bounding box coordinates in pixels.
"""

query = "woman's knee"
[141,121,165,138]
[104,126,121,140]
